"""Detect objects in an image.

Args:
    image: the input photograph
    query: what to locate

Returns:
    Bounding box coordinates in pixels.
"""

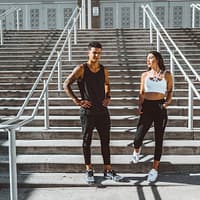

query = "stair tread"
[1,115,200,120]
[1,106,200,110]
[0,172,200,186]
[0,139,200,147]
[0,97,199,100]
[0,155,200,164]
[1,126,199,132]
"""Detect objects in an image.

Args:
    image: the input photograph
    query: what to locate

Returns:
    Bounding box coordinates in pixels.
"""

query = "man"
[63,41,121,183]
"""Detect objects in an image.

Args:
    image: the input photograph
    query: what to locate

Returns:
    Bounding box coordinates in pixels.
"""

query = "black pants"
[80,107,111,165]
[134,99,168,161]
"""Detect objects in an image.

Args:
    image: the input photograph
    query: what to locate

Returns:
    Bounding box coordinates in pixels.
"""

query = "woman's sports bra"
[144,70,167,94]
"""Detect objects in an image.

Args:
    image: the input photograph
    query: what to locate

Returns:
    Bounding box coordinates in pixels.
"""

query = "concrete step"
[0,127,199,140]
[0,74,197,83]
[0,172,200,189]
[0,54,51,60]
[0,97,200,106]
[0,172,200,188]
[0,82,197,90]
[1,115,199,127]
[0,89,139,98]
[0,89,195,99]
[0,139,199,155]
[0,154,200,173]
[0,67,199,74]
[0,71,193,80]
[0,68,197,80]
[0,106,200,116]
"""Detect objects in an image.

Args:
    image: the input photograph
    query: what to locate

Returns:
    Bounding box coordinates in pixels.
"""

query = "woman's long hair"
[147,51,166,72]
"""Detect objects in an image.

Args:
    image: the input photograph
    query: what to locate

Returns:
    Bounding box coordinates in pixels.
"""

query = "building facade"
[0,0,77,29]
[0,0,199,29]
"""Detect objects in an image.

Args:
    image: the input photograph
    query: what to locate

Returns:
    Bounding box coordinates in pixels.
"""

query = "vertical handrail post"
[188,84,193,129]
[170,51,175,90]
[88,0,92,29]
[57,51,62,91]
[156,31,160,52]
[8,129,18,200]
[68,29,72,61]
[192,6,195,28]
[44,80,49,129]
[25,5,28,29]
[16,9,20,31]
[143,6,146,29]
[0,20,3,45]
[79,8,82,29]
[82,0,86,29]
[150,22,153,44]
[74,18,77,45]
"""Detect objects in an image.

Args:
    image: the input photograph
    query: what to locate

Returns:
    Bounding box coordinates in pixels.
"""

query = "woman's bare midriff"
[144,92,165,100]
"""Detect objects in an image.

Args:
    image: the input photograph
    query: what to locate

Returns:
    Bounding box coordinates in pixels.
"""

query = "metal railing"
[0,7,21,45]
[0,6,81,200]
[191,3,200,28]
[142,4,200,130]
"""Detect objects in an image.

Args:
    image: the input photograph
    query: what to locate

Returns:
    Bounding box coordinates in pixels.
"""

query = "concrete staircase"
[0,28,200,187]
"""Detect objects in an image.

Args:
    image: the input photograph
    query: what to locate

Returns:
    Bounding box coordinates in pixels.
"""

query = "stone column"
[77,0,100,28]
[91,0,100,28]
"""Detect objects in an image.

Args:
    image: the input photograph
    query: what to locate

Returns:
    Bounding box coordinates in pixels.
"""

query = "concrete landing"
[0,173,200,200]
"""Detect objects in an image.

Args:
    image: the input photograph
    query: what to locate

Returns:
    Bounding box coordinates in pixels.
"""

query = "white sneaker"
[147,169,158,182]
[86,169,95,184]
[131,150,140,163]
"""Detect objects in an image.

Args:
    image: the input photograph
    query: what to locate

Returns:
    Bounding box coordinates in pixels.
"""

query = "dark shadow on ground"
[92,172,200,186]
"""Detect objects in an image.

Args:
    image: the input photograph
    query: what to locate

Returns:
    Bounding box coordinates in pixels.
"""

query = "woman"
[132,51,173,182]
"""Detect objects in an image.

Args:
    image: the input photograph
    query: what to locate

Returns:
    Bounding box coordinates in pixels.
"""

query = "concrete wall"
[0,0,199,29]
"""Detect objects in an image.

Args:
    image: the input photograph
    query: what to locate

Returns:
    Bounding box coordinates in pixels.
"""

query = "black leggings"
[80,107,111,165]
[134,99,168,161]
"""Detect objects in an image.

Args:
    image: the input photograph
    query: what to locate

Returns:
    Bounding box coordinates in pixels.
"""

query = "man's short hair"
[88,41,102,49]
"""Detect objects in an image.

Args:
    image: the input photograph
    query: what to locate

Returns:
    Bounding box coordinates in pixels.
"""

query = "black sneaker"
[86,169,95,184]
[104,170,122,181]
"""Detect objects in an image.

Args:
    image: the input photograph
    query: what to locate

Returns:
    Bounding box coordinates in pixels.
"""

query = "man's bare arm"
[63,65,83,105]
[104,67,111,98]
[63,65,92,108]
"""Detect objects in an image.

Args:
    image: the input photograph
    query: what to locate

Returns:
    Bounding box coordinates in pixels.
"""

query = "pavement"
[1,172,200,200]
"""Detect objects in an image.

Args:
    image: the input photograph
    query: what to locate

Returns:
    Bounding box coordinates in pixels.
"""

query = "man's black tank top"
[78,63,105,109]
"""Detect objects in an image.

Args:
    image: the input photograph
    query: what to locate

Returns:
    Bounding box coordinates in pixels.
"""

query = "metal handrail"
[0,7,21,45]
[0,7,81,129]
[0,7,20,18]
[0,7,81,200]
[191,3,200,28]
[144,5,200,83]
[142,4,200,130]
